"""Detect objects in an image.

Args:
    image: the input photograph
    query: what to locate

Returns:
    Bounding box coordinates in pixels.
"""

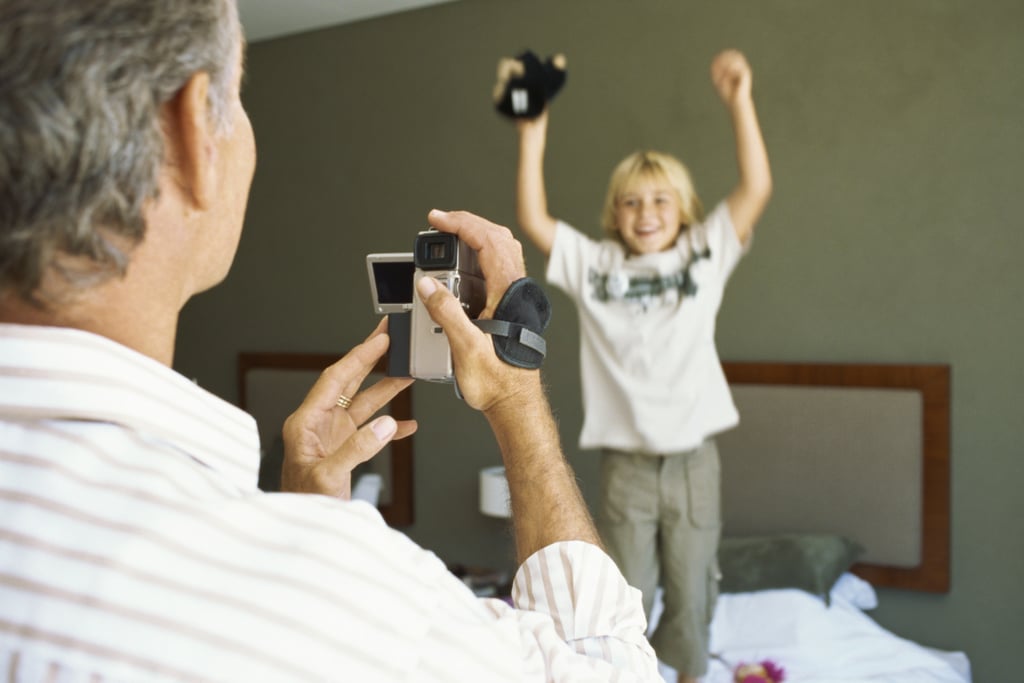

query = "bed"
[653,571,970,682]
[650,362,970,682]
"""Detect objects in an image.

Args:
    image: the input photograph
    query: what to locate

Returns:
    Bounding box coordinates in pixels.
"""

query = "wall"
[175,1,1024,679]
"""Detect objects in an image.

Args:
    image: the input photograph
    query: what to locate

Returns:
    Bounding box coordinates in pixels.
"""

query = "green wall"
[175,1,1024,678]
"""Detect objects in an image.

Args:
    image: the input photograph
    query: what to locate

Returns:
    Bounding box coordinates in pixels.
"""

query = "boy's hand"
[711,49,753,108]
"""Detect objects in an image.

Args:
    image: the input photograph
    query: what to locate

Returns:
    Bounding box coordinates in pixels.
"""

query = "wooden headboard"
[719,362,950,593]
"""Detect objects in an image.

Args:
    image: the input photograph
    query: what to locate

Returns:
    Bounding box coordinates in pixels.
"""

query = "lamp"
[352,473,383,506]
[479,466,511,518]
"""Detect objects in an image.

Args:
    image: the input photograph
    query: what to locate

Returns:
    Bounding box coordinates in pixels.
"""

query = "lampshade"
[352,473,383,506]
[479,466,511,518]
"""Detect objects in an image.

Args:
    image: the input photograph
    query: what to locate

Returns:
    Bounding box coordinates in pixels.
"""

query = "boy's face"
[613,176,684,255]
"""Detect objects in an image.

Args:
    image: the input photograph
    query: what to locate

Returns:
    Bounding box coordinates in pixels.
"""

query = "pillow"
[830,571,878,610]
[718,533,864,603]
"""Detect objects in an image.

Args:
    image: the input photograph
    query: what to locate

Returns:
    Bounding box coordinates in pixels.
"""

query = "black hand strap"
[472,277,551,369]
[473,320,547,357]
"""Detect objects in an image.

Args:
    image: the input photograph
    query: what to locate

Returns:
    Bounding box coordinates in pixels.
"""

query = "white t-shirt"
[547,202,748,453]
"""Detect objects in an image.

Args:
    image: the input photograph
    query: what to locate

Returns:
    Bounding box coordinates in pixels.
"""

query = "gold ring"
[336,394,353,409]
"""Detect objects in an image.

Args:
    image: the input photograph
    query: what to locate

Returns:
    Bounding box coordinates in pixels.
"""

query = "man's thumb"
[416,276,465,333]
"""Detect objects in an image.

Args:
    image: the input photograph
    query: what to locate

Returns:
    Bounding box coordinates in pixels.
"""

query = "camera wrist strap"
[472,277,551,370]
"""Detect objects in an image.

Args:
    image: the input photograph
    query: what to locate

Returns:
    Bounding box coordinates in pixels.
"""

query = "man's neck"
[1,281,178,366]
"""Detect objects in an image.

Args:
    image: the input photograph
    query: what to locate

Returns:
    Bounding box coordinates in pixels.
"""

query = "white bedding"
[651,574,971,682]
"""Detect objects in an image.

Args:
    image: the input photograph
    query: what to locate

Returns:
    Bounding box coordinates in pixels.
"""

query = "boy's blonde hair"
[600,150,704,241]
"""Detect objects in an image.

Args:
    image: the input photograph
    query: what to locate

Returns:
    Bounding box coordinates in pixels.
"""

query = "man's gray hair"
[0,0,240,302]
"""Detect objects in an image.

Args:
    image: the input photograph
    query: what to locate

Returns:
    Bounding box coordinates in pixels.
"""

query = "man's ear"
[165,71,215,210]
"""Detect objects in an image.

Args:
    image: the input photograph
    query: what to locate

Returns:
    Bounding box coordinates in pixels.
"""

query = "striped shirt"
[0,323,660,682]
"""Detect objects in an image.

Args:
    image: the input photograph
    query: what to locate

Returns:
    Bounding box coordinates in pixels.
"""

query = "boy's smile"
[614,177,684,255]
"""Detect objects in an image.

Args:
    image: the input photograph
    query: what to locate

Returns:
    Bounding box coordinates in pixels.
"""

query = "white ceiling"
[237,0,460,42]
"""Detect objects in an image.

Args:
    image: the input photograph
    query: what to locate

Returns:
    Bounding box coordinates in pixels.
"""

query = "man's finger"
[318,417,399,495]
[301,333,389,412]
[393,419,418,441]
[415,276,495,374]
[425,210,525,307]
[336,416,397,469]
[426,209,515,253]
[346,375,413,426]
[415,275,463,327]
[415,275,483,353]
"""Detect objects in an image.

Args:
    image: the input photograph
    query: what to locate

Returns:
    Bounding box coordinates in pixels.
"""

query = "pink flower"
[734,659,785,683]
[762,660,786,681]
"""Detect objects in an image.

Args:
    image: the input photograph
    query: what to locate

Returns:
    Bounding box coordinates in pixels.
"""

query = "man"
[0,1,661,680]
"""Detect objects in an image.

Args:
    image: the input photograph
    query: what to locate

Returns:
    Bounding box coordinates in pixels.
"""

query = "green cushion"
[718,533,865,603]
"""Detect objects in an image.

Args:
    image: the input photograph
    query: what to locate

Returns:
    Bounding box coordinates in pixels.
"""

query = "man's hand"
[415,209,540,412]
[427,209,526,321]
[711,49,753,108]
[417,210,600,560]
[280,319,416,498]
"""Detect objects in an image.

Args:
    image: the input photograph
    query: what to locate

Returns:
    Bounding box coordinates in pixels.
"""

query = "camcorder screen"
[366,252,417,316]
[372,260,415,304]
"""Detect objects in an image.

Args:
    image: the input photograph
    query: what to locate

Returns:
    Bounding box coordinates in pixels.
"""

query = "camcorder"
[367,230,485,383]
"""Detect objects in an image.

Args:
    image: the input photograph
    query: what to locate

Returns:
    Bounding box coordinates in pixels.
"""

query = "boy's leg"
[649,440,722,680]
[597,449,661,618]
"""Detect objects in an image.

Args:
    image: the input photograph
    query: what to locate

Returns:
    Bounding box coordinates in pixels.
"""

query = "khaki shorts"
[597,441,722,676]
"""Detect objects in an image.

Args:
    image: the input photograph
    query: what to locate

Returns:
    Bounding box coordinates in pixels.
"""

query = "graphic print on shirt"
[588,244,711,309]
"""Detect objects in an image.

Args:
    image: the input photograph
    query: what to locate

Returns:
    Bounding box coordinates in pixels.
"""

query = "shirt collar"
[0,323,259,490]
